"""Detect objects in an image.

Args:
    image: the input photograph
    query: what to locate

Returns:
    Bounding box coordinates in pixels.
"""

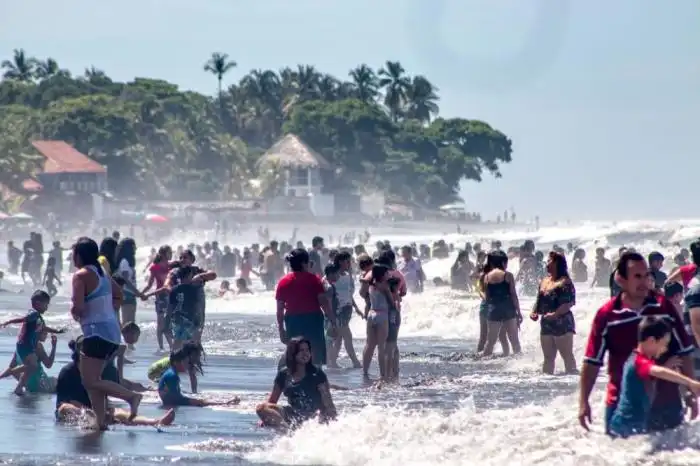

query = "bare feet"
[128,393,142,420]
[13,386,24,396]
[158,408,176,426]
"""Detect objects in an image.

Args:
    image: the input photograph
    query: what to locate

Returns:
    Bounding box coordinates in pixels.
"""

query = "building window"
[289,168,308,186]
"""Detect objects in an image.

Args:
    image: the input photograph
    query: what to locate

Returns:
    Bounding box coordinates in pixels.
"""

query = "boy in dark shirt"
[0,290,64,395]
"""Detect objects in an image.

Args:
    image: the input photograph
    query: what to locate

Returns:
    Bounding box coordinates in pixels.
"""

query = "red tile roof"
[21,179,43,192]
[32,140,106,174]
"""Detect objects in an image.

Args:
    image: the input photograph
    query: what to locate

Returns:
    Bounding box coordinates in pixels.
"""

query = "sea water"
[1,220,700,465]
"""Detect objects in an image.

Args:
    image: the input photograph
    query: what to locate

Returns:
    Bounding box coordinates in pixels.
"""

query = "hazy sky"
[3,0,699,221]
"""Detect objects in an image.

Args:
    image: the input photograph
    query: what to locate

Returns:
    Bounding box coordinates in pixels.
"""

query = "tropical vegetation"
[0,48,513,208]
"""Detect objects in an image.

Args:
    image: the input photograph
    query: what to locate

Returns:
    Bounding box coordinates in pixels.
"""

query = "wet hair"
[115,238,137,269]
[616,251,646,279]
[180,249,196,262]
[376,249,396,268]
[31,289,51,305]
[483,250,508,275]
[68,336,84,363]
[285,336,315,373]
[357,254,374,271]
[690,240,700,267]
[286,248,309,272]
[181,341,205,375]
[121,321,140,335]
[73,237,103,275]
[664,281,683,299]
[324,263,339,277]
[334,251,352,268]
[99,237,118,273]
[154,245,172,264]
[638,316,671,342]
[312,236,324,248]
[548,251,570,280]
[371,264,390,284]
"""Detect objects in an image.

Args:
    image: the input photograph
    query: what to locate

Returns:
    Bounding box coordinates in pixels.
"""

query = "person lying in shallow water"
[257,336,337,430]
[57,404,176,428]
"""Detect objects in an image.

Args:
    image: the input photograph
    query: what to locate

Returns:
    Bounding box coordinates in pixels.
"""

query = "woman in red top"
[276,249,335,366]
[667,243,700,290]
[141,245,173,351]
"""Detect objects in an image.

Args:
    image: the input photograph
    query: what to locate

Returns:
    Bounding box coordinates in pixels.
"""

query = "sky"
[2,0,699,221]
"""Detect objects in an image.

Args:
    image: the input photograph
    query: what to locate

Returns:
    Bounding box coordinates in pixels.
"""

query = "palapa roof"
[257,134,330,169]
[32,140,106,174]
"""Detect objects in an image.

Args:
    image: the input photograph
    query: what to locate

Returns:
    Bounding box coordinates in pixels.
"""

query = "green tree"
[378,60,410,122]
[1,49,36,81]
[349,64,379,103]
[0,50,513,208]
[404,75,439,123]
[204,52,237,98]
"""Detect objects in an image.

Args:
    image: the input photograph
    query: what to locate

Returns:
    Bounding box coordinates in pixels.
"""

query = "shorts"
[325,305,353,337]
[16,342,36,362]
[387,309,401,343]
[486,303,516,322]
[155,295,169,315]
[82,336,120,361]
[335,305,353,327]
[172,319,196,341]
[284,312,326,366]
[367,310,388,326]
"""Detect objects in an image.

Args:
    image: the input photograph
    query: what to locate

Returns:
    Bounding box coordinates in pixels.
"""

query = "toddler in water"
[0,290,64,395]
[609,316,700,438]
[158,349,240,407]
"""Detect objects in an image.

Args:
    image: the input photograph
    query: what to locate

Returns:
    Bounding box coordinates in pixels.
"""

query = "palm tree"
[294,65,320,101]
[378,61,410,122]
[404,76,440,123]
[317,74,340,101]
[35,58,61,79]
[349,64,379,103]
[1,49,36,81]
[203,53,237,98]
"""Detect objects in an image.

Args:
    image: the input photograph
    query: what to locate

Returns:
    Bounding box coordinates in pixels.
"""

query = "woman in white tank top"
[70,237,142,430]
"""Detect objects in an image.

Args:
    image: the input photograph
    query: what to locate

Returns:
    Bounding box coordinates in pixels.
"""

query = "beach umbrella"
[145,213,168,223]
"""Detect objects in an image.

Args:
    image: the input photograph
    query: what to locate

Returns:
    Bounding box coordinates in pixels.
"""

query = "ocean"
[2,219,700,465]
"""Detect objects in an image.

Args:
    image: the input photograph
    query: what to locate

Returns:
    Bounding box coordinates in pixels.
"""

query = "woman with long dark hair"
[98,237,118,277]
[480,251,522,357]
[256,336,336,429]
[70,237,142,430]
[530,251,577,374]
[115,238,141,326]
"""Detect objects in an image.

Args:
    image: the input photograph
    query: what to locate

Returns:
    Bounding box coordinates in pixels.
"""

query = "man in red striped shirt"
[578,251,696,434]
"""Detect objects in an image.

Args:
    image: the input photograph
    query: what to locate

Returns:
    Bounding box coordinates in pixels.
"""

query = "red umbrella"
[145,213,168,223]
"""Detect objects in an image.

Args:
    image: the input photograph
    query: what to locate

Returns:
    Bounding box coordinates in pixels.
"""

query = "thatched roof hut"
[257,134,331,170]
